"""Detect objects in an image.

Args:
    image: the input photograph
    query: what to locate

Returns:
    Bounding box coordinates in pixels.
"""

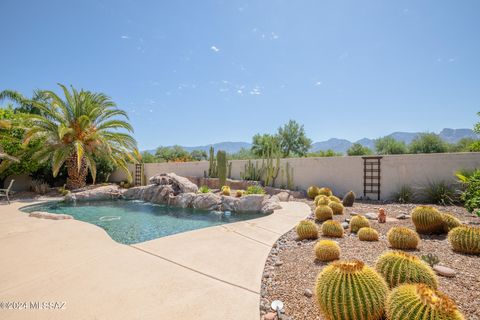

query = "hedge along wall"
[109,152,480,200]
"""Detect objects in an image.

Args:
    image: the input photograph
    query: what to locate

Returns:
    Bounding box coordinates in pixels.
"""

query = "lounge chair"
[0,179,14,204]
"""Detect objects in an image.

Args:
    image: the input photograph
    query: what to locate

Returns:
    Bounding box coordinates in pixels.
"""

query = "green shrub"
[420,180,457,205]
[457,169,480,214]
[199,185,210,193]
[246,185,265,195]
[392,185,413,203]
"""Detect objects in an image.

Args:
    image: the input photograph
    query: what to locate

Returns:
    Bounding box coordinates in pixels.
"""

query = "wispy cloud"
[120,35,131,40]
[314,81,323,86]
[210,45,220,52]
[250,87,261,95]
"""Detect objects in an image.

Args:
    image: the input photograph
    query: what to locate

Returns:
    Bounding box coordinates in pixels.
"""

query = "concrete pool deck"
[0,199,310,320]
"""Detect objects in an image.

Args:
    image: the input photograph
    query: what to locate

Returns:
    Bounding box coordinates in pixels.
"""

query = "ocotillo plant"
[217,150,227,187]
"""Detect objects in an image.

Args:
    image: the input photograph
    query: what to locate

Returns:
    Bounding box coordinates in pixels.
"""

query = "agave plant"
[0,85,138,189]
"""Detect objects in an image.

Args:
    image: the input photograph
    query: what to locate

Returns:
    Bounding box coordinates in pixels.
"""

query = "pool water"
[22,200,268,245]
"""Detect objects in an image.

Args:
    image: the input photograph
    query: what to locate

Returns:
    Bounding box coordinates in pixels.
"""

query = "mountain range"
[144,128,479,154]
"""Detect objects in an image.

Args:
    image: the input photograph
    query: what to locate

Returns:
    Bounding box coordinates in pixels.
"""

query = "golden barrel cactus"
[349,215,370,233]
[448,226,480,255]
[318,187,333,197]
[307,186,321,199]
[315,260,388,320]
[235,189,245,197]
[321,220,344,238]
[328,195,341,203]
[441,212,462,232]
[315,205,333,222]
[328,201,344,215]
[314,195,330,206]
[296,220,318,240]
[387,227,420,250]
[411,206,444,234]
[314,240,340,262]
[358,227,379,241]
[220,185,231,196]
[375,251,438,289]
[386,284,465,320]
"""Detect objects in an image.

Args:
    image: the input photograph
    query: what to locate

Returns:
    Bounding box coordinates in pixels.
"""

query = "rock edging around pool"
[65,173,282,214]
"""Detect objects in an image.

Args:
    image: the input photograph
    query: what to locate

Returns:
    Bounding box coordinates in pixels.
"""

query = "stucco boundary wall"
[108,152,480,201]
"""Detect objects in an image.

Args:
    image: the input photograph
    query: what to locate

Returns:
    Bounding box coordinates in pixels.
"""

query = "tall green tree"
[277,120,312,157]
[0,85,138,189]
[375,136,408,155]
[409,133,448,154]
[251,134,280,157]
[155,145,191,162]
[347,143,373,156]
[190,149,208,161]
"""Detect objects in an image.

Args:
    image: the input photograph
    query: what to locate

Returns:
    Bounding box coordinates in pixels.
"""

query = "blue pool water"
[22,200,268,245]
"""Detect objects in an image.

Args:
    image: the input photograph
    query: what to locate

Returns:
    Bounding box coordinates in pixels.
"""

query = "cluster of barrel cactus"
[448,225,480,255]
[387,227,420,250]
[386,284,464,320]
[314,240,340,262]
[315,260,388,320]
[357,227,379,241]
[315,195,330,206]
[441,212,462,232]
[349,215,370,233]
[295,220,318,240]
[375,251,438,289]
[321,220,344,238]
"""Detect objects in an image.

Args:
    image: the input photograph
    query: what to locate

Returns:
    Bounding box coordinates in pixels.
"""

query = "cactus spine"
[386,284,465,320]
[315,205,333,222]
[321,220,344,238]
[314,240,340,262]
[411,206,444,234]
[217,150,227,188]
[315,260,388,320]
[358,227,379,241]
[448,226,480,255]
[349,215,370,233]
[296,220,318,240]
[375,251,438,289]
[387,227,420,250]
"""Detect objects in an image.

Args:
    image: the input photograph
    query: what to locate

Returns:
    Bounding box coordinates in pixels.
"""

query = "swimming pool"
[22,200,269,245]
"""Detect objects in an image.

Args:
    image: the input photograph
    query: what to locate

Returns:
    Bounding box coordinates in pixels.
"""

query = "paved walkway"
[0,199,310,320]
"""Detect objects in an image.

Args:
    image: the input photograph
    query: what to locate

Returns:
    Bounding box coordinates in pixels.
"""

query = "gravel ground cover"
[260,200,480,320]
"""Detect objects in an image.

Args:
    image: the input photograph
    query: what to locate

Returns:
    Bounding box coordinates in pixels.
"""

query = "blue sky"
[1,0,479,150]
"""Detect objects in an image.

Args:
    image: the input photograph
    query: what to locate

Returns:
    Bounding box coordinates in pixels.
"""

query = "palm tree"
[0,84,138,189]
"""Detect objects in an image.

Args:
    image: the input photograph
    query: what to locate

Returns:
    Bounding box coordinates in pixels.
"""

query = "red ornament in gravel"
[378,208,386,223]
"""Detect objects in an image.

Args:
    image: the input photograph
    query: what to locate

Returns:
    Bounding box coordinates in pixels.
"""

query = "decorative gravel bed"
[260,200,480,320]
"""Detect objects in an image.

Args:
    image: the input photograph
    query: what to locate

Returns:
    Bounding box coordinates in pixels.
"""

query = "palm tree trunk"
[66,152,88,189]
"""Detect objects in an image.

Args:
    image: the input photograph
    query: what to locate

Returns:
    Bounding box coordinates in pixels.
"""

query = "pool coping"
[0,198,311,319]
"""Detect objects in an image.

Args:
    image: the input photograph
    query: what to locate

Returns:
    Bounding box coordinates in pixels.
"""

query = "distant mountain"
[311,138,352,154]
[143,128,479,155]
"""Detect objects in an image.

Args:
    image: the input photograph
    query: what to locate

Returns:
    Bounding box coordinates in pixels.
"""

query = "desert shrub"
[246,185,265,195]
[420,180,457,205]
[456,169,480,214]
[30,179,49,194]
[391,185,413,203]
[199,185,210,193]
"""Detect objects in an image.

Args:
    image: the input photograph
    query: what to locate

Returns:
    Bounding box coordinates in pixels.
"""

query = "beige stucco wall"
[108,152,480,200]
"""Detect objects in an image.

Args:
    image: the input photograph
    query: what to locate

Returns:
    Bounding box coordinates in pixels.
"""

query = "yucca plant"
[392,185,413,203]
[420,180,457,205]
[1,85,138,189]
